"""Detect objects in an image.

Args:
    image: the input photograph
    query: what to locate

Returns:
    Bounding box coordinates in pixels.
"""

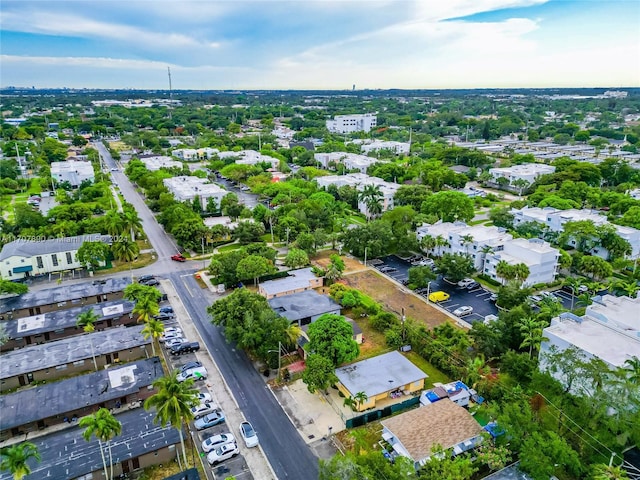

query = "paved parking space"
[376,255,500,323]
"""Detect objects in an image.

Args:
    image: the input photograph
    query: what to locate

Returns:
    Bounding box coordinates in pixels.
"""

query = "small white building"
[0,234,112,280]
[233,150,280,169]
[416,222,513,270]
[540,295,640,393]
[489,164,555,186]
[512,207,640,259]
[326,113,377,134]
[139,155,182,171]
[315,173,399,217]
[163,176,227,210]
[172,148,198,161]
[484,238,560,286]
[50,160,94,187]
[361,140,410,155]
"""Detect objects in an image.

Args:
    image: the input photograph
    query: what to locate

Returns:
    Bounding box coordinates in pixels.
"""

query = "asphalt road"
[95,142,319,480]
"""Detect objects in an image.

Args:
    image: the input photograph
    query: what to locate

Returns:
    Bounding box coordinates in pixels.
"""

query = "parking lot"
[158,299,253,480]
[373,255,500,324]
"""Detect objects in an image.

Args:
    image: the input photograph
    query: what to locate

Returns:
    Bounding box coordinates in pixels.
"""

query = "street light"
[426,281,432,302]
[267,341,282,381]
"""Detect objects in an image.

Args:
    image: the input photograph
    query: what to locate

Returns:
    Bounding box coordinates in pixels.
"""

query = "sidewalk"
[161,279,276,480]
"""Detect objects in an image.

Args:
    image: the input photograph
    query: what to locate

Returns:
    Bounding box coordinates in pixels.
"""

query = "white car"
[159,328,183,343]
[239,421,259,448]
[457,278,475,288]
[202,433,236,453]
[207,442,239,465]
[453,306,473,317]
[177,366,208,382]
[197,392,212,403]
[191,402,219,419]
[164,337,186,348]
[418,258,435,267]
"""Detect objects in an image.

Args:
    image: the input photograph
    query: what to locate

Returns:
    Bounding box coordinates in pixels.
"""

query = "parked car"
[170,342,200,355]
[154,312,175,321]
[540,291,557,300]
[466,281,481,291]
[428,291,450,303]
[528,295,543,305]
[177,366,208,383]
[453,306,474,317]
[194,410,225,430]
[414,287,429,294]
[180,361,202,372]
[489,293,498,302]
[139,278,160,286]
[202,433,236,453]
[159,328,183,342]
[197,392,212,403]
[171,254,187,262]
[164,337,186,349]
[206,442,239,465]
[239,421,259,448]
[417,258,435,267]
[159,306,174,314]
[457,278,475,288]
[137,275,155,283]
[191,402,219,419]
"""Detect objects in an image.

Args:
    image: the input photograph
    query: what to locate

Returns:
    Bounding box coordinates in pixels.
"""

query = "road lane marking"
[182,276,194,297]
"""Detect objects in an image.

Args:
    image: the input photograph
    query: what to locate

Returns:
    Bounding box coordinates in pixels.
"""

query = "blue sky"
[1,0,638,89]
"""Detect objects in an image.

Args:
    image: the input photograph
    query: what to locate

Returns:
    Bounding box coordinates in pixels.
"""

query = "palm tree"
[465,355,490,388]
[518,316,549,358]
[358,185,383,221]
[513,263,530,286]
[479,245,494,274]
[283,323,303,349]
[144,370,200,469]
[459,234,474,257]
[0,442,41,480]
[111,236,139,262]
[420,235,437,257]
[104,209,125,236]
[353,391,368,410]
[123,283,162,304]
[79,408,122,480]
[616,281,639,298]
[512,178,530,198]
[495,260,515,285]
[589,464,629,480]
[623,356,640,385]
[132,296,159,323]
[434,235,450,257]
[577,292,593,307]
[564,277,584,311]
[122,205,143,242]
[76,308,99,371]
[141,318,164,356]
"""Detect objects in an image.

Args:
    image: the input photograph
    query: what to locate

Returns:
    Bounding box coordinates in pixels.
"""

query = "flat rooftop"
[3,299,135,340]
[268,290,340,322]
[0,408,180,480]
[0,325,150,380]
[0,277,131,314]
[260,267,318,296]
[587,294,640,331]
[0,234,112,262]
[0,357,163,431]
[335,351,427,398]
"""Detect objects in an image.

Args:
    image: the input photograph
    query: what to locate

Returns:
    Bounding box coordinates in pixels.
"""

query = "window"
[7,271,11,277]
[51,254,58,267]
[66,252,73,264]
[36,256,43,268]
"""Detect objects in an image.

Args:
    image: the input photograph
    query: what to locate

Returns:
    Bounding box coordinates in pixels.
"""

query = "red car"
[171,254,187,262]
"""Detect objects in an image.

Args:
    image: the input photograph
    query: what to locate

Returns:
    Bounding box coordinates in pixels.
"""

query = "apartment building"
[512,206,640,259]
[360,140,410,155]
[489,164,556,186]
[326,113,377,133]
[50,160,95,187]
[314,152,382,173]
[163,176,227,210]
[138,155,182,171]
[484,238,560,286]
[0,234,113,281]
[315,173,399,217]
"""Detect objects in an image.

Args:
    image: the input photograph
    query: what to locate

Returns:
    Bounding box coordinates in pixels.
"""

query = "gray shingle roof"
[0,234,112,262]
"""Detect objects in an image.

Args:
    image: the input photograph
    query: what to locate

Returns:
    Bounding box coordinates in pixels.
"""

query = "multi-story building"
[0,234,112,281]
[139,155,182,171]
[326,113,377,133]
[483,238,560,286]
[540,295,640,393]
[360,140,410,155]
[50,160,95,187]
[315,173,399,217]
[314,152,382,173]
[488,164,555,186]
[512,206,640,259]
[163,176,227,210]
[416,222,512,270]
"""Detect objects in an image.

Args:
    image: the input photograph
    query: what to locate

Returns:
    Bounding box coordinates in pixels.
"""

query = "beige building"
[258,267,322,299]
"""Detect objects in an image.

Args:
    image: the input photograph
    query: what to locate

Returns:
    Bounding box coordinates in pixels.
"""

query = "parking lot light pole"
[426,281,432,303]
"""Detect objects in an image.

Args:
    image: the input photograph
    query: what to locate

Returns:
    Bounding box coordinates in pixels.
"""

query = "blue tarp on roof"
[484,422,505,438]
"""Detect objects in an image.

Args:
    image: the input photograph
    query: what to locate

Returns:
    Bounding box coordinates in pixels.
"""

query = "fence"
[345,396,420,429]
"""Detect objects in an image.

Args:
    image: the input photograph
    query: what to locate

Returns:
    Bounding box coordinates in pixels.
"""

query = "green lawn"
[26,179,42,195]
[216,243,242,253]
[404,351,451,387]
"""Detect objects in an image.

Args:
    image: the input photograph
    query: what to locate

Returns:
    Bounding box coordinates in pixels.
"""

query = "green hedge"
[477,274,501,286]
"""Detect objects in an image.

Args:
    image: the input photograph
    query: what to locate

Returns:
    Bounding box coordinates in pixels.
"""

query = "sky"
[1,0,639,90]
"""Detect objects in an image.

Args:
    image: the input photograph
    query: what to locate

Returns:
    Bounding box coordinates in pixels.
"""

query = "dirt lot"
[312,250,367,273]
[342,269,451,330]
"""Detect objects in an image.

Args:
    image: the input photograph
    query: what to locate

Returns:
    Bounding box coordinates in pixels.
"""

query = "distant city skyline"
[1,0,639,90]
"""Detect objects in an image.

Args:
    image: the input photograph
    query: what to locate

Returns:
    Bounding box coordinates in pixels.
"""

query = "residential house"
[416,222,512,270]
[540,295,640,393]
[360,140,410,155]
[484,238,560,286]
[512,206,640,259]
[0,277,131,319]
[258,267,322,299]
[315,173,400,217]
[0,299,136,352]
[0,357,163,439]
[488,164,555,187]
[0,409,180,480]
[0,234,113,281]
[171,148,198,161]
[0,325,151,390]
[326,113,377,133]
[268,290,341,326]
[335,351,426,411]
[419,380,475,408]
[381,399,484,468]
[50,160,95,187]
[163,176,227,211]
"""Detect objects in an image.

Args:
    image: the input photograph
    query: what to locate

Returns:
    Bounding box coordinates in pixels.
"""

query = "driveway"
[377,255,499,323]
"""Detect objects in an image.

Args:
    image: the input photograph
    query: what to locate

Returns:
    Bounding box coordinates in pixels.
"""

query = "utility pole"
[167,66,173,120]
